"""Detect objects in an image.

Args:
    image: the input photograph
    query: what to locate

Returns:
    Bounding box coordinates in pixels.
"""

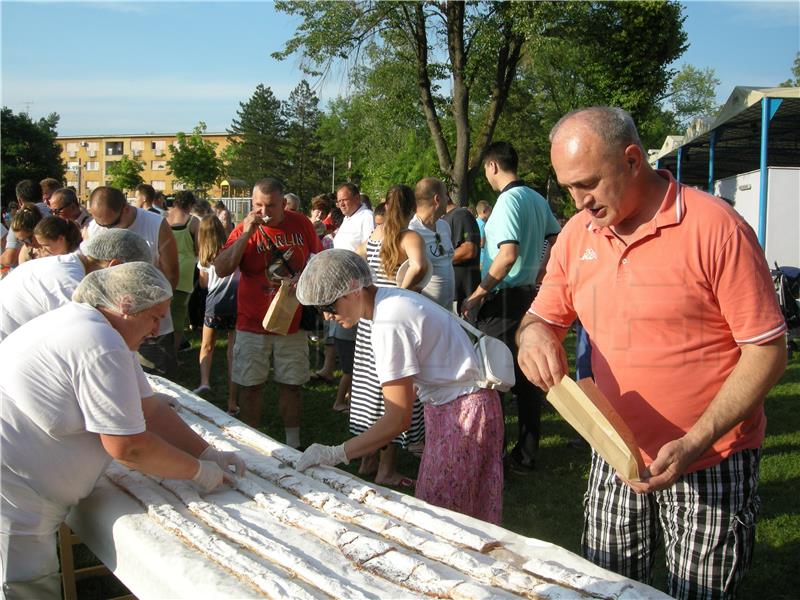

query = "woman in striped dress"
[351,185,428,486]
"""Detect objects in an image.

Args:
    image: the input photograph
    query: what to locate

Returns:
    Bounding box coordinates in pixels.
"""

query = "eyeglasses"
[96,211,123,228]
[316,300,338,315]
[51,202,74,216]
[429,232,446,257]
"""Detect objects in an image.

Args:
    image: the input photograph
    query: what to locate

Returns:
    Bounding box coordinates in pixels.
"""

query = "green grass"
[76,331,800,598]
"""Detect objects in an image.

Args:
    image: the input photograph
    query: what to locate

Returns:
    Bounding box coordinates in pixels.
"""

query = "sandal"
[193,385,211,395]
[375,476,416,489]
[310,371,335,384]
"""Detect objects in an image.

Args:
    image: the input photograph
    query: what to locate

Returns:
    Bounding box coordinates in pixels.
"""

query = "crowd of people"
[0,106,788,599]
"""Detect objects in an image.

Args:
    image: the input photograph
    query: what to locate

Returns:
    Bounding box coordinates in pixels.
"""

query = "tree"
[486,1,688,215]
[226,84,286,186]
[274,1,526,205]
[283,80,327,202]
[167,122,222,194]
[107,155,145,192]
[507,1,688,151]
[780,51,800,87]
[0,107,65,204]
[660,64,720,130]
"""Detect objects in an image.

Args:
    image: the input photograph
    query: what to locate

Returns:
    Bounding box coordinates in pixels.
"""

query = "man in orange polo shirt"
[517,107,787,598]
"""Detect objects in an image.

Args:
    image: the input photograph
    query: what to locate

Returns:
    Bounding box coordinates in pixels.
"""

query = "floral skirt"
[415,388,504,524]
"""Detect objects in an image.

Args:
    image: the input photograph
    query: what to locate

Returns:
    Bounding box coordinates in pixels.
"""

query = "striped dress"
[349,238,425,446]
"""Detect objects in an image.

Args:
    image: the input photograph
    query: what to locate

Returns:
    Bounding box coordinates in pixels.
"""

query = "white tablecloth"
[68,376,669,599]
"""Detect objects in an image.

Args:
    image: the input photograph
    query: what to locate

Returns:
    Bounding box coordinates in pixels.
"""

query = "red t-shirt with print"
[223,210,322,334]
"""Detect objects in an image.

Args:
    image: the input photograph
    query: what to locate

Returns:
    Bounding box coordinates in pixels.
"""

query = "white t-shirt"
[0,252,86,342]
[333,205,374,252]
[87,207,173,335]
[0,303,149,535]
[408,215,456,308]
[371,287,480,406]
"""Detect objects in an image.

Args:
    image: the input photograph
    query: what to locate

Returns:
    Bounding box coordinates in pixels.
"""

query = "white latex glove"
[200,446,247,478]
[295,443,348,472]
[191,460,231,493]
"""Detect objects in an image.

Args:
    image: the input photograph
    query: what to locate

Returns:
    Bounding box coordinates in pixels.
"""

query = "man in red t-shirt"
[517,107,787,598]
[215,178,322,447]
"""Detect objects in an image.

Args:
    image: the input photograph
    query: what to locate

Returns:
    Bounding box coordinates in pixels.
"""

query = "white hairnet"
[80,228,153,263]
[296,249,372,306]
[72,261,172,314]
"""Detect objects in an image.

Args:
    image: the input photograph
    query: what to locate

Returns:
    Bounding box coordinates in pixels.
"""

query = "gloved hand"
[295,443,349,472]
[191,460,231,493]
[200,446,247,477]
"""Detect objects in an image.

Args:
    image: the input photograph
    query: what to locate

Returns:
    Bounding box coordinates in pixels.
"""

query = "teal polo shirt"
[483,181,561,290]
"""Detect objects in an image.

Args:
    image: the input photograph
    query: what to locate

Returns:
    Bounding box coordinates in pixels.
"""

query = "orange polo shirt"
[532,171,786,473]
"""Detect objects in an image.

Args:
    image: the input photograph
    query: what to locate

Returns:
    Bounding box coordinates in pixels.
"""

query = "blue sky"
[2,1,798,136]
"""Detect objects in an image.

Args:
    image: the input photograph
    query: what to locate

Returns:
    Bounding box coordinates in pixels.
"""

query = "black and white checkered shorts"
[582,449,761,599]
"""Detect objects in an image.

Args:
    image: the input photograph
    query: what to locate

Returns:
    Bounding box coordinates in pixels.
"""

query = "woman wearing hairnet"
[0,262,246,599]
[295,249,503,524]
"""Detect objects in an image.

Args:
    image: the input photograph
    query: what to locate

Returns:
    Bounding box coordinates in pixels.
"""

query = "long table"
[68,376,669,599]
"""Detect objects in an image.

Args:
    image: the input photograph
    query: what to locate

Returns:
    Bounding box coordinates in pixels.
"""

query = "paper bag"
[546,376,645,481]
[261,280,299,336]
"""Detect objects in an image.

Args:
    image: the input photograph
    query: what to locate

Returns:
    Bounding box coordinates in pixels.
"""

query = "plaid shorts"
[582,449,761,599]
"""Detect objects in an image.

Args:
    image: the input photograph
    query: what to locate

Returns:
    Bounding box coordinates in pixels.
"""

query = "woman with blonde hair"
[34,216,82,257]
[350,184,429,487]
[193,215,240,416]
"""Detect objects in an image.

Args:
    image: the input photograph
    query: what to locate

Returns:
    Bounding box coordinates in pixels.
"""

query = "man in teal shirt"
[462,141,560,472]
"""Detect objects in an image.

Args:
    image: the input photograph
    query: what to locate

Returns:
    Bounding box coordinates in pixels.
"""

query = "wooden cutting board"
[547,376,645,481]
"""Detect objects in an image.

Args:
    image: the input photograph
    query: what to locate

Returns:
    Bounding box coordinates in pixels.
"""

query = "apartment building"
[57,132,230,200]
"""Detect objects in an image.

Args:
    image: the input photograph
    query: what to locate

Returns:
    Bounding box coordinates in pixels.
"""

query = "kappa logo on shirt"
[580,248,598,261]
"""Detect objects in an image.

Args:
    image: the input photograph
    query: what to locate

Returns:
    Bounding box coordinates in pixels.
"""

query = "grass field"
[75,331,800,599]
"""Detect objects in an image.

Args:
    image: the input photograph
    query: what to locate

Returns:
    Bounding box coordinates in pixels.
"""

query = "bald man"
[517,106,786,598]
[408,177,455,309]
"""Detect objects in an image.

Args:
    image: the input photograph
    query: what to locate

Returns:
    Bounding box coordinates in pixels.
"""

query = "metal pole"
[331,157,335,193]
[757,98,770,247]
[676,147,683,183]
[708,130,716,194]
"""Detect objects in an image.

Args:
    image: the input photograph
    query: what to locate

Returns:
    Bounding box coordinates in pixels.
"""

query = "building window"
[87,142,99,158]
[172,181,186,191]
[87,181,99,191]
[151,180,166,191]
[131,140,145,157]
[67,161,80,171]
[151,140,166,156]
[105,141,124,156]
[151,160,167,171]
[85,161,100,171]
[105,161,120,174]
[66,142,78,158]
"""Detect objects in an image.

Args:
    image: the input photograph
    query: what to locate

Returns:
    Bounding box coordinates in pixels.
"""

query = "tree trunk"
[468,12,524,176]
[412,3,452,177]
[446,1,470,206]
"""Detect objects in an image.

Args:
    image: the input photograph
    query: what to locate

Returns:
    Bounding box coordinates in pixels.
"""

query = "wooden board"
[546,376,645,481]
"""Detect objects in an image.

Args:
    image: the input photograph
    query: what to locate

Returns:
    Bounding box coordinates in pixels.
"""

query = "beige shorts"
[231,330,310,387]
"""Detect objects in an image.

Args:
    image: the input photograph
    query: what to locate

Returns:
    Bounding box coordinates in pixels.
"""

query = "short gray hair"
[253,177,284,196]
[81,229,152,264]
[284,193,301,210]
[72,262,172,314]
[549,106,642,151]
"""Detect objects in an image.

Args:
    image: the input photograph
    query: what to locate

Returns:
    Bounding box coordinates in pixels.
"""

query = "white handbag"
[455,316,516,392]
